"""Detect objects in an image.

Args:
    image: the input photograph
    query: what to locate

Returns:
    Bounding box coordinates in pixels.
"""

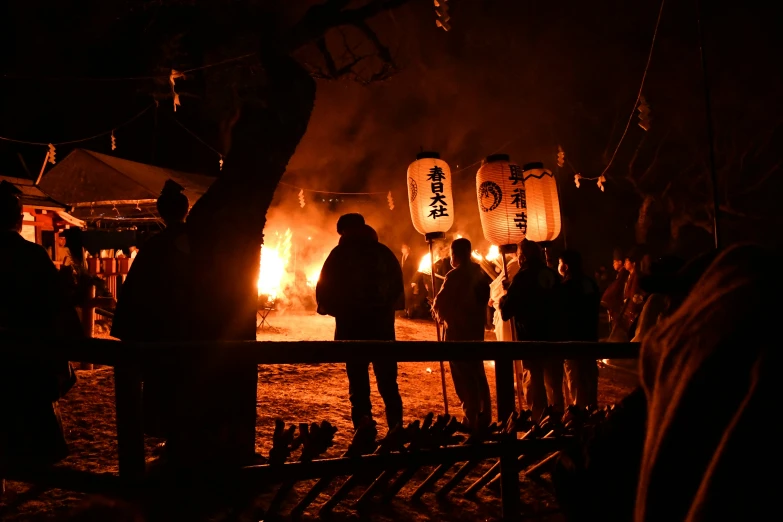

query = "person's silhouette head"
[157,179,189,226]
[450,238,472,268]
[0,180,23,232]
[336,213,365,236]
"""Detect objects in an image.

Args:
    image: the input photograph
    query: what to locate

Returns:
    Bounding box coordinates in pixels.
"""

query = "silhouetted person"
[499,239,563,418]
[557,250,600,409]
[433,238,492,429]
[601,247,628,331]
[399,243,416,317]
[0,180,81,479]
[316,214,404,432]
[111,179,192,442]
[636,244,779,522]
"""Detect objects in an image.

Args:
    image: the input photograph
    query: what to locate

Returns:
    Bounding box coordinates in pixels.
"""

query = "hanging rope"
[278,181,388,196]
[0,103,155,146]
[596,0,666,180]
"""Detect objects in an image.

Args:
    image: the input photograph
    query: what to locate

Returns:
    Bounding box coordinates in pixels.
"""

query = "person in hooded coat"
[499,239,563,419]
[433,238,492,429]
[316,213,404,431]
[111,180,193,440]
[0,180,81,481]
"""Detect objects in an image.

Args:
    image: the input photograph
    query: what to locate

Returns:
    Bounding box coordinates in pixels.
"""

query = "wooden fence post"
[495,356,520,520]
[80,285,96,370]
[494,357,516,424]
[114,358,145,484]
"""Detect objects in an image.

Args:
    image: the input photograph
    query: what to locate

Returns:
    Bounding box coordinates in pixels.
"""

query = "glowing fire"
[486,245,500,261]
[257,229,293,300]
[418,253,433,275]
[306,267,321,288]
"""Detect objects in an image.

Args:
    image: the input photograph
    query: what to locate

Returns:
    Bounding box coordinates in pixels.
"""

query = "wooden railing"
[1,337,639,520]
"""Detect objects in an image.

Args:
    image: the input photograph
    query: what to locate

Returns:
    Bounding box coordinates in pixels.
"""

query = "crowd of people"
[2,180,779,520]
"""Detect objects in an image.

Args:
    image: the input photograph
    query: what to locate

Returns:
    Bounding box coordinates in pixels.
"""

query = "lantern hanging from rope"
[476,154,527,247]
[522,162,561,242]
[407,151,454,239]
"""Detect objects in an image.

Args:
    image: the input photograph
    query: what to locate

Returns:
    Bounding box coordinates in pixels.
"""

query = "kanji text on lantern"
[427,166,449,219]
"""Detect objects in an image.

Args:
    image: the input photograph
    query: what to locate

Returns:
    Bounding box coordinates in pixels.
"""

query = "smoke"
[279,0,602,264]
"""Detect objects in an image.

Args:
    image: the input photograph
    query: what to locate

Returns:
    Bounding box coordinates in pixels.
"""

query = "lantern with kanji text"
[476,154,527,248]
[407,152,454,240]
[522,162,561,243]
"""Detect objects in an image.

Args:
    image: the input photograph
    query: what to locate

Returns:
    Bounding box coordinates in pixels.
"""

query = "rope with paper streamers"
[0,103,156,163]
[277,181,394,210]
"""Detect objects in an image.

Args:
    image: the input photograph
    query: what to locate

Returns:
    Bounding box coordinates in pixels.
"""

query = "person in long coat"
[557,250,600,409]
[0,181,81,478]
[433,238,492,430]
[499,239,563,419]
[316,214,404,432]
[111,180,193,442]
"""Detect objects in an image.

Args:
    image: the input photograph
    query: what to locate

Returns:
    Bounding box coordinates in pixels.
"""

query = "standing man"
[499,239,563,419]
[557,250,600,409]
[316,214,404,434]
[601,247,628,330]
[433,238,492,430]
[399,243,416,318]
[111,179,193,462]
[0,181,81,485]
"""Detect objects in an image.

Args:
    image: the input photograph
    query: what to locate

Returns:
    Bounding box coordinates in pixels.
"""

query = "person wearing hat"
[0,180,81,485]
[316,214,405,435]
[111,179,193,448]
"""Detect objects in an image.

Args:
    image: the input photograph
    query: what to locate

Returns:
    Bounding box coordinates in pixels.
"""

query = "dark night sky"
[1,0,781,268]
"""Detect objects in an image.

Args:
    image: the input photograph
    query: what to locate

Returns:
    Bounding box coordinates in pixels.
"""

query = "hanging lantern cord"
[425,232,449,416]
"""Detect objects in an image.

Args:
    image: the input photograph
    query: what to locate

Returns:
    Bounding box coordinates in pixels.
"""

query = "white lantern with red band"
[522,161,561,242]
[407,151,454,241]
[476,154,527,248]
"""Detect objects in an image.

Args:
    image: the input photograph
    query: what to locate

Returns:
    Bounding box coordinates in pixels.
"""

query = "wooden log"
[410,462,452,501]
[290,476,334,520]
[435,459,480,498]
[499,434,521,521]
[0,338,640,368]
[495,358,516,424]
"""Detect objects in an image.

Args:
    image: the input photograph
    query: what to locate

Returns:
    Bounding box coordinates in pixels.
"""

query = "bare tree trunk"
[178,53,316,468]
[636,195,654,245]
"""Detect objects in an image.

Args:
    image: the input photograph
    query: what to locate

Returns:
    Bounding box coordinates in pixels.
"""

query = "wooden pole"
[428,239,449,416]
[80,285,96,370]
[496,251,517,422]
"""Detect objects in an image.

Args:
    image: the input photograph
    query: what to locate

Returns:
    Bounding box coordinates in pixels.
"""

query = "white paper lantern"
[407,152,454,238]
[476,154,527,247]
[522,162,561,242]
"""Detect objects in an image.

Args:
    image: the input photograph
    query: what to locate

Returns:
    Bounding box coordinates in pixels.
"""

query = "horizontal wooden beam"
[236,438,566,484]
[0,335,639,367]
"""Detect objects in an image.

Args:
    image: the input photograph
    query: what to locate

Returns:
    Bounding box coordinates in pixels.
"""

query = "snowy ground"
[1,312,635,521]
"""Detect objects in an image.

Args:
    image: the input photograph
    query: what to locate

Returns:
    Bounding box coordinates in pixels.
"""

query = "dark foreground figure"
[0,181,81,479]
[555,244,780,522]
[316,213,405,432]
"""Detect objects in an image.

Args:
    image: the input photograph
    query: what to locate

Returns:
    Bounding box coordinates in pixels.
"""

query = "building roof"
[0,175,68,210]
[38,149,216,210]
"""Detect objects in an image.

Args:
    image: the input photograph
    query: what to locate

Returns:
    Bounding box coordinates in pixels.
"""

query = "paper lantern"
[476,154,527,247]
[522,162,561,242]
[407,152,454,238]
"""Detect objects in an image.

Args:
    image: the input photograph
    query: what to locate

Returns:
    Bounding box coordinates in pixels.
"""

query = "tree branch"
[284,0,413,53]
